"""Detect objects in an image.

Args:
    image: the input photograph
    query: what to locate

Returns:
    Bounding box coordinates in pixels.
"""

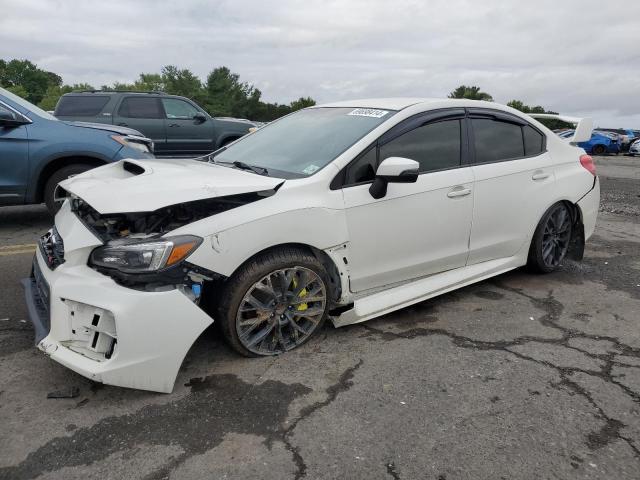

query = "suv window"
[0,103,19,120]
[472,118,524,163]
[55,95,110,116]
[162,98,200,119]
[117,97,163,119]
[379,119,461,173]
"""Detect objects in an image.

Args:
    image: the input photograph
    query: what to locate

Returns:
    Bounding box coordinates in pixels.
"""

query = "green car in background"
[54,91,257,157]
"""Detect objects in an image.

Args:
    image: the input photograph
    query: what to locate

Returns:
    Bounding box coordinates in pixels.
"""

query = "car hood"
[64,121,146,138]
[58,158,284,214]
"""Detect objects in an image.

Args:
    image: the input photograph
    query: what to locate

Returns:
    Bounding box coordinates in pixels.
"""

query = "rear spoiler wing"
[528,114,593,143]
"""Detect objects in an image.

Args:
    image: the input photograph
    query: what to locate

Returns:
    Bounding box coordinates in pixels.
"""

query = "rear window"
[117,97,163,119]
[55,95,110,116]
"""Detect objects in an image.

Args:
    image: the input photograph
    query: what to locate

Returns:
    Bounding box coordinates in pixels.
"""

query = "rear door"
[161,97,214,156]
[0,102,29,205]
[112,96,168,155]
[466,109,555,264]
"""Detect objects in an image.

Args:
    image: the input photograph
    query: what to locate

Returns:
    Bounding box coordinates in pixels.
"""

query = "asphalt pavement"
[0,155,639,480]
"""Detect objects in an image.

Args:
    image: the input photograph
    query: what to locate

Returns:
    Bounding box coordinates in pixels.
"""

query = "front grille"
[39,227,65,270]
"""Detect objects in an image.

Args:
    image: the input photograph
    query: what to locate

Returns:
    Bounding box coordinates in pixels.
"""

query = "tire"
[592,144,606,155]
[527,203,573,273]
[216,247,331,357]
[44,164,94,214]
[221,136,239,147]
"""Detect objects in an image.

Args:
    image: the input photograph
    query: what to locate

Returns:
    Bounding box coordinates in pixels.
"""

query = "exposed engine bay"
[69,190,275,242]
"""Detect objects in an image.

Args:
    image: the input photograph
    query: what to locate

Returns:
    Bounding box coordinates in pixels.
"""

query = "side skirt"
[331,255,524,327]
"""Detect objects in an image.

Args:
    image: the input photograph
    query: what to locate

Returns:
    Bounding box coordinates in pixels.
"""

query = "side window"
[55,96,109,116]
[117,97,163,119]
[523,125,544,156]
[472,118,524,163]
[161,98,200,119]
[0,103,18,120]
[379,119,461,173]
[344,146,377,185]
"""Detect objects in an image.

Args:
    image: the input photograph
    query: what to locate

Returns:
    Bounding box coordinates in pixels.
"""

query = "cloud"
[1,0,638,127]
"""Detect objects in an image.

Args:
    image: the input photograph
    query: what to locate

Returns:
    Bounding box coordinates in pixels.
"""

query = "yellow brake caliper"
[291,277,308,311]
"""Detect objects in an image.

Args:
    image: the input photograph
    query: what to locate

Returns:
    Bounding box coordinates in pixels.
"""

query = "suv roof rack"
[77,90,167,95]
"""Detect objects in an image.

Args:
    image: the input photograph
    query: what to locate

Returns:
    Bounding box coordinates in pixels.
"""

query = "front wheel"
[216,248,331,357]
[527,203,573,273]
[44,163,94,214]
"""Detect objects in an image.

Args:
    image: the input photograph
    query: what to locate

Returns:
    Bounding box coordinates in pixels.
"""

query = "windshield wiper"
[232,161,269,176]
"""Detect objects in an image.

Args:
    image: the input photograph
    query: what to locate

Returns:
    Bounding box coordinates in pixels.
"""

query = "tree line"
[1,59,569,127]
[0,59,315,121]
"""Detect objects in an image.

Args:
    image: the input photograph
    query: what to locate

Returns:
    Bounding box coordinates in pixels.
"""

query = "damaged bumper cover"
[22,204,214,393]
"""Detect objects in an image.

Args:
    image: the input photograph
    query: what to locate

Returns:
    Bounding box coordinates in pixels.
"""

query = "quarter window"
[472,118,524,163]
[0,103,18,120]
[117,97,163,119]
[55,96,110,116]
[345,146,377,184]
[379,119,461,173]
[162,98,200,119]
[523,125,544,156]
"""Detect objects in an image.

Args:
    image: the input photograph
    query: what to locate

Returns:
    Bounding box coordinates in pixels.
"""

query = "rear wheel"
[44,163,94,214]
[217,248,331,357]
[592,144,606,155]
[527,203,573,273]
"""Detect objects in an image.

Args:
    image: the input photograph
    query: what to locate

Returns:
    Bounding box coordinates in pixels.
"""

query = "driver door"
[161,98,214,156]
[341,111,474,293]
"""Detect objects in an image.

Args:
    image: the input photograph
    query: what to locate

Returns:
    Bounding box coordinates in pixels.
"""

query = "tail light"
[580,154,596,176]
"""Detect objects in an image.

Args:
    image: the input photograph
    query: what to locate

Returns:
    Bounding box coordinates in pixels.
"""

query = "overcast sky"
[2,0,639,127]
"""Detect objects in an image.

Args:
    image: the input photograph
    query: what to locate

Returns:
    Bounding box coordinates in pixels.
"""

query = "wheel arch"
[225,242,345,305]
[33,155,107,203]
[528,199,584,262]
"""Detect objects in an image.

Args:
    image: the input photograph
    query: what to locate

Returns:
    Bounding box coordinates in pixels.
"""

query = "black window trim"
[465,108,547,165]
[331,108,470,190]
[116,95,165,119]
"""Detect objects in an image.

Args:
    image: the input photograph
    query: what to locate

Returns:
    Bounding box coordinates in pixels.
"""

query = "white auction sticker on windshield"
[348,108,389,118]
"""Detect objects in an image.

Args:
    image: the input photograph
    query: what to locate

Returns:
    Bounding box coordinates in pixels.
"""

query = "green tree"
[507,99,571,130]
[290,96,316,111]
[448,85,493,101]
[0,59,61,104]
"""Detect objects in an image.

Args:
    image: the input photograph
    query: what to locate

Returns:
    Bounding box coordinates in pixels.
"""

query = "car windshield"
[0,87,58,120]
[213,107,394,178]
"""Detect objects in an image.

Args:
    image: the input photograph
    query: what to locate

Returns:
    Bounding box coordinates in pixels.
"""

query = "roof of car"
[316,98,444,110]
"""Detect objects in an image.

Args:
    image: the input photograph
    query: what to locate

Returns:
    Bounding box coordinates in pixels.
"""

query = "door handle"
[168,123,180,128]
[447,187,471,198]
[531,171,550,181]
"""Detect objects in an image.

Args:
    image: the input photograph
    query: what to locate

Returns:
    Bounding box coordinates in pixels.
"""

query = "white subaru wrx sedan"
[24,98,600,392]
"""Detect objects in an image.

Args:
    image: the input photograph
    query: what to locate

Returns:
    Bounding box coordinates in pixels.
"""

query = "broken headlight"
[90,235,202,273]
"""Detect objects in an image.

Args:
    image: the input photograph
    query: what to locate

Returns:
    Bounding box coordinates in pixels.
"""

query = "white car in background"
[24,98,600,392]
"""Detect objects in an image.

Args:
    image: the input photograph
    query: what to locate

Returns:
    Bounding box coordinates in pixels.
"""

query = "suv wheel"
[217,247,331,357]
[44,164,94,214]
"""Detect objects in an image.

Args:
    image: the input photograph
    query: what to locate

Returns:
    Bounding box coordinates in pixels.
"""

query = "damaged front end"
[66,190,276,294]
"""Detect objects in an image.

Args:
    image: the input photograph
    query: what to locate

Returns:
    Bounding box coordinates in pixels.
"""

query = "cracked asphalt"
[1,155,639,479]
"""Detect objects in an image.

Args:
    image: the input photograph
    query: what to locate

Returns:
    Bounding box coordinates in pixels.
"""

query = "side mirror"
[0,110,28,128]
[369,157,419,199]
[193,112,207,124]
